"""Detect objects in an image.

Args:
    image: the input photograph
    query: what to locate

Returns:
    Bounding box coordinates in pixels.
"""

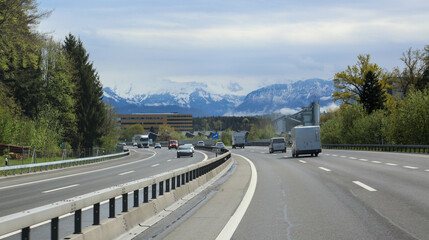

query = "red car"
[168,140,178,149]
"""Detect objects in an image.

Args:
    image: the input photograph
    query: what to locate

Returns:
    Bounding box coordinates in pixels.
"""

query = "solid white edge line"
[353,181,377,192]
[319,167,331,172]
[197,151,208,162]
[42,184,79,193]
[216,154,257,240]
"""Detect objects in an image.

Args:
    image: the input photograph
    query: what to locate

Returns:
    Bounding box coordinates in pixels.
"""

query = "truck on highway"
[291,126,321,157]
[136,134,150,148]
[232,131,247,149]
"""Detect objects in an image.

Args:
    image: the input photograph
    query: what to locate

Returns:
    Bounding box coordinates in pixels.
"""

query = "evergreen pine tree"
[360,71,386,114]
[63,34,105,149]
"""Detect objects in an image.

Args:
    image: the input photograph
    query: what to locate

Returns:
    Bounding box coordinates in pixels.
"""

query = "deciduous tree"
[332,54,392,104]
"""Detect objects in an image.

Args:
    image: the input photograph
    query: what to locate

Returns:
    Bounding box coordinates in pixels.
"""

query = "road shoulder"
[143,154,253,240]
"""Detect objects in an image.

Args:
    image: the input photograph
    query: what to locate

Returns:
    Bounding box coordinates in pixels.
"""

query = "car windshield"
[273,138,284,143]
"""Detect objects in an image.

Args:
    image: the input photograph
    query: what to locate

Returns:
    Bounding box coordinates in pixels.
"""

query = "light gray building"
[274,101,320,135]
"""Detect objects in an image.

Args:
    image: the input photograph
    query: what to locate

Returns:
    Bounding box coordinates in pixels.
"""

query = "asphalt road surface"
[148,146,429,240]
[2,146,429,240]
[230,147,429,240]
[0,147,213,217]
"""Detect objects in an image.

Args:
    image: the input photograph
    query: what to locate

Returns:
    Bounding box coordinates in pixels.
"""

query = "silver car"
[177,145,193,158]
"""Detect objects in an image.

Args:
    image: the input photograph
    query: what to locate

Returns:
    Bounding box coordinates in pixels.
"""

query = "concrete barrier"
[63,157,232,240]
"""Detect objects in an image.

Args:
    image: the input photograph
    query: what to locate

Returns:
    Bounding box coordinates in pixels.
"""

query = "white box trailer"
[232,131,247,149]
[291,126,321,157]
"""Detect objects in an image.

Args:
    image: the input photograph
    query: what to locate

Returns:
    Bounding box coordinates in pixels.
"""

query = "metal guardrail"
[323,144,429,154]
[0,149,231,240]
[0,151,130,176]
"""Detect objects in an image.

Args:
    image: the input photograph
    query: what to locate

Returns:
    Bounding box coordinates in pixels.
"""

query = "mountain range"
[103,78,335,117]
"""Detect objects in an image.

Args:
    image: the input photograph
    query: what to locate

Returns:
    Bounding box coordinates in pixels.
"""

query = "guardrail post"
[152,184,156,199]
[177,175,181,187]
[172,177,176,190]
[186,172,189,183]
[109,198,115,218]
[51,217,59,240]
[159,181,164,196]
[74,209,82,234]
[134,190,139,207]
[143,187,149,203]
[182,174,185,185]
[166,179,170,192]
[93,203,100,225]
[122,193,128,212]
[22,227,30,240]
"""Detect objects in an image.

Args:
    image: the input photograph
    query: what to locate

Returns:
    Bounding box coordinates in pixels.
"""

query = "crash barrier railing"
[0,149,231,240]
[0,151,130,176]
[323,144,429,154]
[246,139,271,146]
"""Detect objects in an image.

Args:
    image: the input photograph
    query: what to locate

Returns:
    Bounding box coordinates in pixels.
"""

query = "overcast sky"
[37,0,429,97]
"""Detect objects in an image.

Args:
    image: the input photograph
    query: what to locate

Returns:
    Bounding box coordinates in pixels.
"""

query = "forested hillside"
[0,0,119,156]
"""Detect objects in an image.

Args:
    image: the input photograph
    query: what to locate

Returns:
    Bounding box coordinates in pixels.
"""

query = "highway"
[2,146,429,239]
[0,147,213,217]
[154,146,429,240]
[222,147,429,240]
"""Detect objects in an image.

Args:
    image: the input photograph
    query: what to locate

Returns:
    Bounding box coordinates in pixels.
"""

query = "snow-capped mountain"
[103,87,243,116]
[103,78,335,116]
[234,78,335,115]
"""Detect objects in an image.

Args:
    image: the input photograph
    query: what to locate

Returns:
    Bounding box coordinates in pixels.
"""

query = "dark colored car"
[169,140,178,149]
[177,145,193,158]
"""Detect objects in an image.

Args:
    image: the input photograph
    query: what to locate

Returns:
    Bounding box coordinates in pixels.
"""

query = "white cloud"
[320,102,340,113]
[37,1,429,97]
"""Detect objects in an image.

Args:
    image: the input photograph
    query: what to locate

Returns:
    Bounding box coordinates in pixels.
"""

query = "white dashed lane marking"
[119,170,134,176]
[43,184,79,193]
[319,167,331,172]
[386,163,398,166]
[151,164,160,167]
[353,181,377,192]
[299,160,307,164]
[403,166,419,169]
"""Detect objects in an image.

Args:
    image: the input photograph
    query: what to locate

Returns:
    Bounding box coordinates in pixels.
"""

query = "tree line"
[321,47,429,145]
[0,0,118,156]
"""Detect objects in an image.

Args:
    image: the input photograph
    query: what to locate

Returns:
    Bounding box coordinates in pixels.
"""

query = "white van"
[291,126,321,157]
[269,137,286,153]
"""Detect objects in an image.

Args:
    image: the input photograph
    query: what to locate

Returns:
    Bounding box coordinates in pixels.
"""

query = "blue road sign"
[212,133,219,140]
